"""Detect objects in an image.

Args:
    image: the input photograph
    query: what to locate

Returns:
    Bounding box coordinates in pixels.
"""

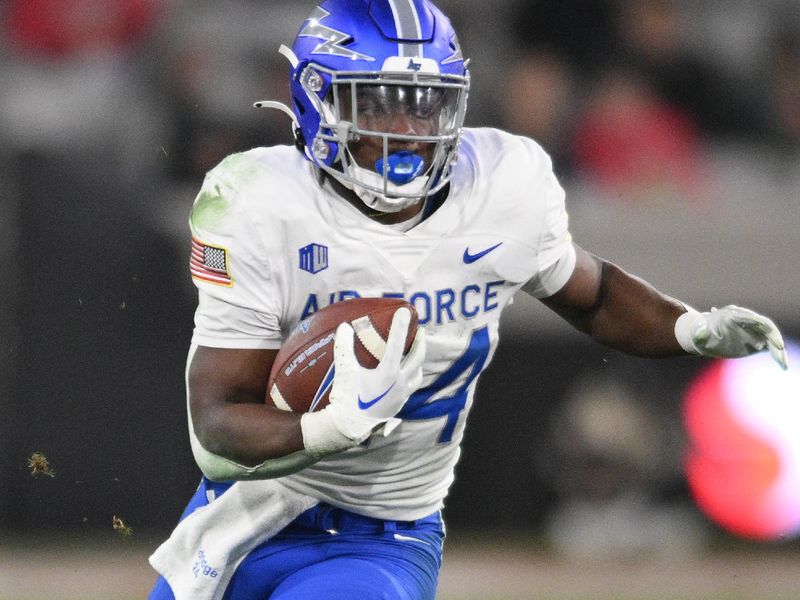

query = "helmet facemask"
[303,65,469,213]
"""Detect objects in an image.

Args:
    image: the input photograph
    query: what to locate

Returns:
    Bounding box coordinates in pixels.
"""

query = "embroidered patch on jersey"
[190,237,233,286]
[299,243,329,274]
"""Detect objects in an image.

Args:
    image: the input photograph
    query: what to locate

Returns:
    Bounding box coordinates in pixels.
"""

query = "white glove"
[675,305,788,370]
[301,307,426,457]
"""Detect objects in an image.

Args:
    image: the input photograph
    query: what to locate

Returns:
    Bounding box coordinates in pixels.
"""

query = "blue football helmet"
[260,0,470,213]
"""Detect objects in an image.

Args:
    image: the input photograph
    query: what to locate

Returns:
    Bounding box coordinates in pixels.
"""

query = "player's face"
[337,84,456,171]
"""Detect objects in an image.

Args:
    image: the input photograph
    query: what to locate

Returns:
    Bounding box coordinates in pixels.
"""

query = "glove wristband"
[674,307,701,355]
[300,410,357,458]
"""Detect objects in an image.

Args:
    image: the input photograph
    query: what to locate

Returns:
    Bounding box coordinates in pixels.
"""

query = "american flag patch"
[190,237,233,286]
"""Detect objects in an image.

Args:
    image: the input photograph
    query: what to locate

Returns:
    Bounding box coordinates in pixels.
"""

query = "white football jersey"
[189,127,576,520]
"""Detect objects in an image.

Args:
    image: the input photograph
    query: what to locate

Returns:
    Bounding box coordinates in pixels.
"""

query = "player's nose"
[387,110,419,136]
[386,113,423,154]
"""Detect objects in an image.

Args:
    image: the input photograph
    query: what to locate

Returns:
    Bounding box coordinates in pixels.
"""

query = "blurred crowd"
[2,0,799,207]
[498,0,800,205]
[2,0,799,548]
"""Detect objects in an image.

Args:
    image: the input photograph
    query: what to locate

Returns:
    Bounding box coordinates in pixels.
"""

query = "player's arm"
[189,346,303,462]
[540,246,685,356]
[187,345,319,480]
[541,244,788,367]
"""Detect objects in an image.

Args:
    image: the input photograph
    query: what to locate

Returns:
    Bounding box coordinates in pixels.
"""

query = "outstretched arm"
[540,244,787,367]
[540,245,686,356]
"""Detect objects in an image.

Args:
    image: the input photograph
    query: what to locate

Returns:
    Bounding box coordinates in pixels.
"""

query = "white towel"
[149,478,317,600]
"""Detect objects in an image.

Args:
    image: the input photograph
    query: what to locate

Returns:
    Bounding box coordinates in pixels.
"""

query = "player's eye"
[410,89,444,119]
[410,103,436,120]
[357,97,391,116]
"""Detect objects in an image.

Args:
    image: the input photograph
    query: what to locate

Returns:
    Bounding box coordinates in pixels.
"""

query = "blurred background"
[1,0,799,598]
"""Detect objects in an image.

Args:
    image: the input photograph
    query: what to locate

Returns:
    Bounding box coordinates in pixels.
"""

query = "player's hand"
[675,305,788,370]
[326,307,426,442]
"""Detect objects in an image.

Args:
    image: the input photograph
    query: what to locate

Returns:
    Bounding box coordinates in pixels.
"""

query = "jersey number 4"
[398,326,490,444]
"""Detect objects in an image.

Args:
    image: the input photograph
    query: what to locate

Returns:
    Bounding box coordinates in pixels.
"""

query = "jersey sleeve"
[520,142,576,298]
[188,154,284,349]
[192,291,282,349]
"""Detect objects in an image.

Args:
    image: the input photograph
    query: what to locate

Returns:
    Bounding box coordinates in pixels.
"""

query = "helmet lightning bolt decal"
[299,7,376,62]
[442,34,464,65]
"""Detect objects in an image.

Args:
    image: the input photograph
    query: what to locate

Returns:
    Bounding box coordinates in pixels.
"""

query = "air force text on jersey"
[299,280,506,324]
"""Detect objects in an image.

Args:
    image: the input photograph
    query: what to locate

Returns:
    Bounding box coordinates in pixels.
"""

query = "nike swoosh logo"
[358,383,396,410]
[463,242,503,264]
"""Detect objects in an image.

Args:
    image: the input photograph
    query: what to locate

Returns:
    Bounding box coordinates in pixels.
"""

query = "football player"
[149,1,788,598]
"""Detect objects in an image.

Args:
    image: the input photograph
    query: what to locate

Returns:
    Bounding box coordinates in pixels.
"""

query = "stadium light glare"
[683,339,800,541]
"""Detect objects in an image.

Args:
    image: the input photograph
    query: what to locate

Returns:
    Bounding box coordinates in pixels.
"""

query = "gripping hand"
[675,305,788,370]
[326,307,426,443]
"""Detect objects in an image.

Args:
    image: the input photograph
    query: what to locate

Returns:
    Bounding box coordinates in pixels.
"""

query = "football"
[266,297,418,413]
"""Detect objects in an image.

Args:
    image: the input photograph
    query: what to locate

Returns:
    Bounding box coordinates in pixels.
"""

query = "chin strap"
[253,100,298,126]
[254,98,306,154]
[253,44,303,146]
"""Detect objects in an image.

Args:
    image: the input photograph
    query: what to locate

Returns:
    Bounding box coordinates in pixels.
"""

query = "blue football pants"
[149,478,445,599]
